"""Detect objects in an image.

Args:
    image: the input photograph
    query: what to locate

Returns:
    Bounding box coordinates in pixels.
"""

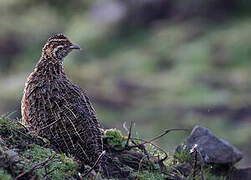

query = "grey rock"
[183,125,242,165]
[231,167,251,180]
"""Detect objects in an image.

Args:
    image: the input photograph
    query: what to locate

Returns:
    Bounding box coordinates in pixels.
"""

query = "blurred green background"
[0,0,251,167]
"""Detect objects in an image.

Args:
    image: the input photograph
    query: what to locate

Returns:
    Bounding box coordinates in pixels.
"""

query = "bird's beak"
[70,43,81,50]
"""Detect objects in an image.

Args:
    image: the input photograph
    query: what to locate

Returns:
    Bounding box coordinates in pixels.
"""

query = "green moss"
[134,170,167,180]
[0,116,239,179]
[202,169,226,180]
[0,115,12,135]
[0,115,25,147]
[146,143,167,160]
[22,144,78,180]
[0,116,79,179]
[173,146,229,179]
[173,145,192,164]
[104,128,127,150]
[0,168,12,180]
[186,167,226,180]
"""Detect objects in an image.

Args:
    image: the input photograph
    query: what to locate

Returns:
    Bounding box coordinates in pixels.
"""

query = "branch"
[190,144,205,180]
[15,154,55,179]
[196,147,205,180]
[143,128,189,145]
[130,137,168,163]
[83,150,106,177]
[125,121,134,148]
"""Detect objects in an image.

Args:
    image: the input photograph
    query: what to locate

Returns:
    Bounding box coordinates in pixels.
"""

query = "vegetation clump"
[0,115,79,179]
[104,128,126,150]
[0,168,12,180]
[21,144,78,180]
[0,115,245,179]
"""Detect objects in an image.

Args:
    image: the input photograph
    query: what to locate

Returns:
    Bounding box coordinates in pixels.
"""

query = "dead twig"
[125,121,134,148]
[123,126,187,162]
[124,124,151,161]
[122,122,128,134]
[83,150,106,178]
[142,128,188,145]
[193,147,197,180]
[138,154,149,171]
[190,144,205,180]
[127,128,188,162]
[130,137,168,163]
[43,167,58,178]
[195,147,205,180]
[15,119,29,131]
[125,128,188,150]
[15,154,55,179]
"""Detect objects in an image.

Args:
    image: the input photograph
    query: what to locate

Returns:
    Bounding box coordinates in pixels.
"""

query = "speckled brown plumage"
[21,34,103,166]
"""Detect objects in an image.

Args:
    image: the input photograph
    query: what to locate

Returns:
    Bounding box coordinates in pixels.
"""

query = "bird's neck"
[34,56,66,78]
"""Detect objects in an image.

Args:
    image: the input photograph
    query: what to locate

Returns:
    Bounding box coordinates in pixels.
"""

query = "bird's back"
[21,34,129,178]
[22,62,103,165]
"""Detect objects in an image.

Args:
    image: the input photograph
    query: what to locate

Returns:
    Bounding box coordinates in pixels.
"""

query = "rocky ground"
[0,115,250,180]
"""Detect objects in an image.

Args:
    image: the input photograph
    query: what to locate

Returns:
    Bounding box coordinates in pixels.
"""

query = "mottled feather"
[21,34,103,165]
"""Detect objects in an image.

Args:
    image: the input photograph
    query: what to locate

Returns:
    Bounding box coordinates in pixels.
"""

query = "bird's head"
[42,33,80,62]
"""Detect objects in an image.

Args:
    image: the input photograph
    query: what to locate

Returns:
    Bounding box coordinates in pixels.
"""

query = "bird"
[21,34,104,168]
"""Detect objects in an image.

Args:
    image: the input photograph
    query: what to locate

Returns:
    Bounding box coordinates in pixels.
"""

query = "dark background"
[0,0,251,167]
